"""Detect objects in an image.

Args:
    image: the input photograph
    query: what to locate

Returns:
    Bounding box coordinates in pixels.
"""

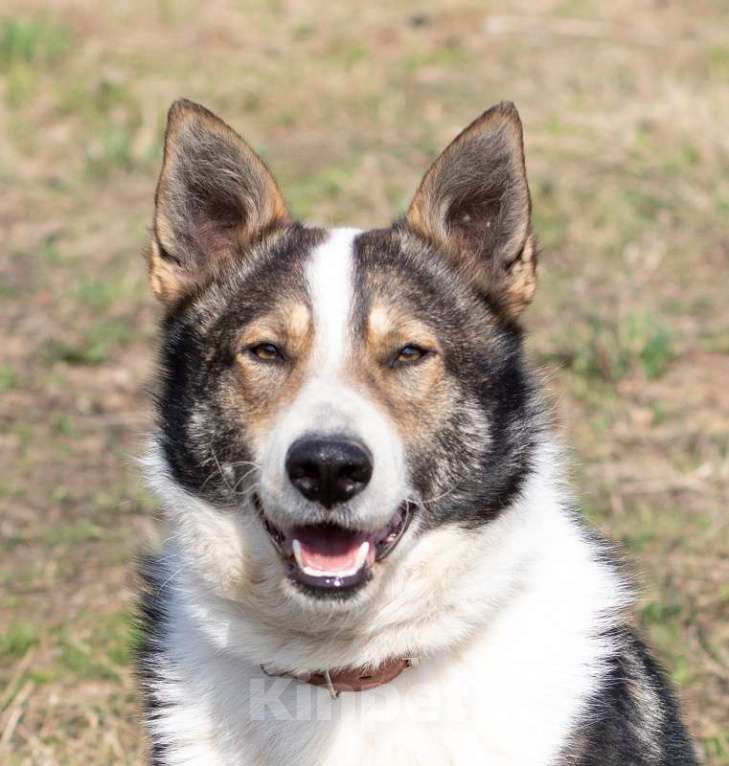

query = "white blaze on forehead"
[259,225,408,532]
[305,227,360,375]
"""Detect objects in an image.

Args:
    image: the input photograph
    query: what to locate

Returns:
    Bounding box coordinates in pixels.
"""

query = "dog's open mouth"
[253,496,415,592]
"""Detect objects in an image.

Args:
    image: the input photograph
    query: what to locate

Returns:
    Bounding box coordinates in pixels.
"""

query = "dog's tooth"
[354,541,369,572]
[292,539,305,570]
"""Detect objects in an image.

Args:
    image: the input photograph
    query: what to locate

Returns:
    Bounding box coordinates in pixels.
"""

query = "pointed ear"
[149,99,291,305]
[406,102,536,317]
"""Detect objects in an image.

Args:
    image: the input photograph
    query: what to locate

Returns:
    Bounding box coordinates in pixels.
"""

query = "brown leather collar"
[263,657,413,695]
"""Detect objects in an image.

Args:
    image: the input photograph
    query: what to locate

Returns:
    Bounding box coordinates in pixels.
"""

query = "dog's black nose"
[285,436,373,509]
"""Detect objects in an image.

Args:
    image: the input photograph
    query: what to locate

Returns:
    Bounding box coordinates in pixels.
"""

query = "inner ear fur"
[406,101,536,316]
[149,99,290,305]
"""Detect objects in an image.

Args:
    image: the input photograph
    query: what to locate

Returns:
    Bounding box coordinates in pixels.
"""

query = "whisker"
[231,466,261,495]
[200,466,223,493]
[155,563,186,597]
[210,448,234,492]
[226,459,262,471]
[421,485,456,506]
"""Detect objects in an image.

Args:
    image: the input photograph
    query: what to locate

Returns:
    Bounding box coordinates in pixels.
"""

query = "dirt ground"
[1,1,727,763]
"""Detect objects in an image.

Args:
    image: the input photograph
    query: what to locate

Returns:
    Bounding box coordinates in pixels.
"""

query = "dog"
[136,98,697,765]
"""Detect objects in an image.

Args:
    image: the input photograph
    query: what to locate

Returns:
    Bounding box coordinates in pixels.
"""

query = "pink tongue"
[293,526,368,572]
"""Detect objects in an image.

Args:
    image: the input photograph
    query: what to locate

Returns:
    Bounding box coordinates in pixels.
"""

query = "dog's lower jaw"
[139,439,639,766]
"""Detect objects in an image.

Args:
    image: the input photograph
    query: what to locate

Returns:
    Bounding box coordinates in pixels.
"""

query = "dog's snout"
[285,436,373,509]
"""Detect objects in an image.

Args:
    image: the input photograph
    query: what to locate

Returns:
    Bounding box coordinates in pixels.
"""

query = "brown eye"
[392,344,429,367]
[247,342,285,363]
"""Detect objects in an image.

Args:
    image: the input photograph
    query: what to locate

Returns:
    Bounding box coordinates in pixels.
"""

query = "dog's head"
[146,99,541,620]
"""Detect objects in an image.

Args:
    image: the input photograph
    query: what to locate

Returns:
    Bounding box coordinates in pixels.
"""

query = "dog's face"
[147,99,539,614]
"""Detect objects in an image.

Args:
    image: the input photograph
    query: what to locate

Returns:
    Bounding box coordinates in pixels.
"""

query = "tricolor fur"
[137,99,696,765]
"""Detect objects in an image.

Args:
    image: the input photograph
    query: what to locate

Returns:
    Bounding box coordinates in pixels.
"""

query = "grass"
[42,317,140,366]
[0,364,19,391]
[0,16,71,107]
[0,1,727,763]
[0,622,38,662]
[546,311,676,384]
[0,17,69,69]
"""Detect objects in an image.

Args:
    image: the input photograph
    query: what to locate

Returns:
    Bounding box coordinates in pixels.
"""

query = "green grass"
[704,735,729,765]
[40,519,107,547]
[400,41,471,72]
[0,620,38,662]
[546,311,676,384]
[0,363,19,391]
[0,16,71,107]
[56,76,152,179]
[72,268,146,311]
[701,330,729,355]
[56,633,121,682]
[91,484,160,519]
[323,40,370,69]
[286,157,367,220]
[92,610,137,667]
[42,316,140,366]
[0,16,70,70]
[709,45,729,80]
[532,176,570,250]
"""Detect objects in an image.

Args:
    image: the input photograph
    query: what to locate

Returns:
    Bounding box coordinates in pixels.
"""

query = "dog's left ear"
[149,99,290,305]
[406,102,536,317]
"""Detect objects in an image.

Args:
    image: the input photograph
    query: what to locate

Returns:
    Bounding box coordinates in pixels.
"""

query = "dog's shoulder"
[564,626,697,766]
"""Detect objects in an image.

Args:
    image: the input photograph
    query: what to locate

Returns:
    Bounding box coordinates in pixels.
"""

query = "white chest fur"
[158,630,597,765]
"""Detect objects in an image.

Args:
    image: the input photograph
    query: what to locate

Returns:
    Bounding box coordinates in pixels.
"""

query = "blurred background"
[0,1,727,763]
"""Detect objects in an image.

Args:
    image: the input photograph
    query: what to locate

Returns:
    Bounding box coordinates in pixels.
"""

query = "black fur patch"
[135,554,172,766]
[565,627,697,765]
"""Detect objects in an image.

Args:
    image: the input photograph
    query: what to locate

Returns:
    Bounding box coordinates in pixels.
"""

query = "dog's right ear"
[149,99,290,305]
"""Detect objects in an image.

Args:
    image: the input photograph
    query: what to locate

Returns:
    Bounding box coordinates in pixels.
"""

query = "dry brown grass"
[1,1,727,763]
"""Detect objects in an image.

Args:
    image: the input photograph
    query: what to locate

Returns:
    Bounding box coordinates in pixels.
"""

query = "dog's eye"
[392,344,430,367]
[247,342,285,363]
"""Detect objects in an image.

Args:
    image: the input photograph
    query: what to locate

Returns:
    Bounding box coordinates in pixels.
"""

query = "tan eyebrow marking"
[368,303,392,339]
[366,300,440,356]
[353,298,450,442]
[239,302,312,357]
